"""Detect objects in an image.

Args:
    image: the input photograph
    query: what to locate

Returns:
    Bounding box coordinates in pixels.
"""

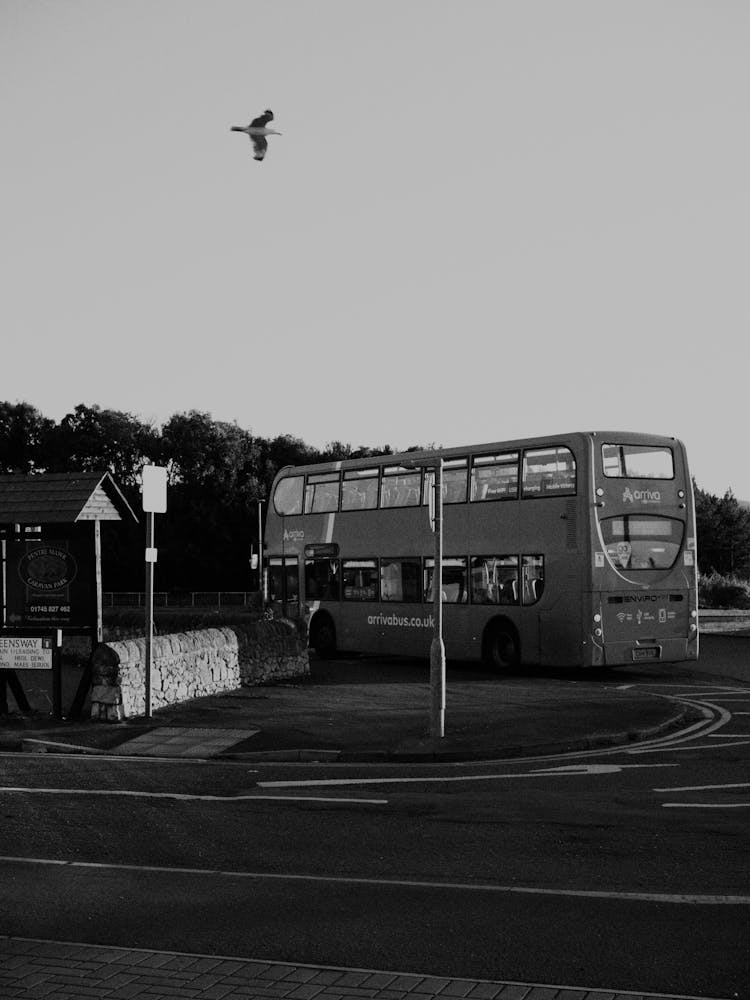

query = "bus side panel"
[538,591,583,666]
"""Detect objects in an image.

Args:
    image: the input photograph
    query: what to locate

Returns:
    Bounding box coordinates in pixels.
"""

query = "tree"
[0,401,54,473]
[44,404,159,487]
[695,482,750,577]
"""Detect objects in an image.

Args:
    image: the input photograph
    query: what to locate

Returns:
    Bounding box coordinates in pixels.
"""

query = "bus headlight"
[690,610,698,618]
[593,613,601,623]
[690,623,698,632]
[594,628,603,637]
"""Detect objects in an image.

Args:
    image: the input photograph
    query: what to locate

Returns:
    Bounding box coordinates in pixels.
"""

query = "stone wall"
[90,619,309,721]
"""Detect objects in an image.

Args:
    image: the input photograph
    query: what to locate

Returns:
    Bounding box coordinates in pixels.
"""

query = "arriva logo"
[283,528,304,542]
[623,487,662,504]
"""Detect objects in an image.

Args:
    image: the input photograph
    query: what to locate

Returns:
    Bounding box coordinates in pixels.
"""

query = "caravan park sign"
[5,537,92,628]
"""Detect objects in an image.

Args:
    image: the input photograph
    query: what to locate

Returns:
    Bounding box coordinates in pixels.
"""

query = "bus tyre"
[310,615,336,659]
[484,622,519,671]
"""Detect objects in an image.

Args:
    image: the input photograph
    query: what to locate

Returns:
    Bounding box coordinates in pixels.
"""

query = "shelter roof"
[0,472,138,524]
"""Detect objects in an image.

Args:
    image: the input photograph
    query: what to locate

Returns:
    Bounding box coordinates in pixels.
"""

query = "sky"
[2,1,748,498]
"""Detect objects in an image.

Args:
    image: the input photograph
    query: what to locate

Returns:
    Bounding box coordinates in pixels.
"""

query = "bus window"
[305,558,340,600]
[305,472,340,514]
[442,459,469,504]
[600,515,684,569]
[424,557,468,604]
[273,475,304,515]
[269,557,299,607]
[471,556,519,605]
[342,468,379,510]
[522,555,544,604]
[523,447,576,497]
[470,453,519,501]
[342,559,379,601]
[381,466,421,508]
[602,443,674,480]
[380,558,421,602]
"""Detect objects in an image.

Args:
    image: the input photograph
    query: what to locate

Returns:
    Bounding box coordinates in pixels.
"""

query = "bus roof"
[273,431,684,480]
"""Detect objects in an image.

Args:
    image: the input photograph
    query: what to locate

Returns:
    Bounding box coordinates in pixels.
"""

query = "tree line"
[2,400,749,589]
[0,401,395,591]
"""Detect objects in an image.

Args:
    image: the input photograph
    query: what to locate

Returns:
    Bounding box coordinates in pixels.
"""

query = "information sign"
[0,635,54,671]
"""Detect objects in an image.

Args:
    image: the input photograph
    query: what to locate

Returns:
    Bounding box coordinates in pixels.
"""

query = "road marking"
[258,762,676,790]
[630,739,750,754]
[0,855,747,905]
[663,803,750,809]
[655,782,750,792]
[0,787,386,805]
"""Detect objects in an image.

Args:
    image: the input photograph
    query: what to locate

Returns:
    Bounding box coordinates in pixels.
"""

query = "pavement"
[0,655,697,762]
[0,655,717,999]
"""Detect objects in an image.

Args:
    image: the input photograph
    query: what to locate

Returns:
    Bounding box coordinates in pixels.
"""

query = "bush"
[698,572,750,610]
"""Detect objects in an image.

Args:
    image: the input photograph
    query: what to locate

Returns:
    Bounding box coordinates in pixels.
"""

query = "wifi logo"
[616,612,627,623]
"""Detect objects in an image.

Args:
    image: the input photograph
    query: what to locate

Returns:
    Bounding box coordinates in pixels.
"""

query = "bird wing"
[251,135,268,160]
[250,110,274,128]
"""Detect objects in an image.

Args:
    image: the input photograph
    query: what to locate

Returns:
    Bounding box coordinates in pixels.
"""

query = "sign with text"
[0,635,54,670]
[5,538,93,628]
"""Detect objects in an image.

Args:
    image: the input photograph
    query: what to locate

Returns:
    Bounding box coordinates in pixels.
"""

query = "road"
[1,637,749,998]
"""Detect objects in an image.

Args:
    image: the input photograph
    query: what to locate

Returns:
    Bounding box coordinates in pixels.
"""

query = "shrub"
[698,572,750,609]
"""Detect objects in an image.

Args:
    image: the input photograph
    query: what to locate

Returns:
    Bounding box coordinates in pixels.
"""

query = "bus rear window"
[602,444,674,480]
[600,515,684,570]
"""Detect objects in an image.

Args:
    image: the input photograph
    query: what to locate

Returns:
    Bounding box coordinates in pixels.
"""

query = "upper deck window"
[423,458,469,506]
[470,453,519,501]
[602,443,674,480]
[381,466,421,508]
[341,468,379,511]
[522,447,576,497]
[273,475,304,516]
[304,472,340,514]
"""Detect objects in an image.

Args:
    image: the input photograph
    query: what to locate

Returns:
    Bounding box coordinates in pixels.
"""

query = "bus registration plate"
[633,647,661,661]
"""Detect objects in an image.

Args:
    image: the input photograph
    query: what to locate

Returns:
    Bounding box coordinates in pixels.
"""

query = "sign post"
[141,465,167,719]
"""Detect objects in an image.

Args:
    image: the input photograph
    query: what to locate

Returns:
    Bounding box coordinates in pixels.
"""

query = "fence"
[104,592,255,609]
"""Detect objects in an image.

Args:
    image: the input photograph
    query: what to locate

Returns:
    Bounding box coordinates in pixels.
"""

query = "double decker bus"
[263,431,698,668]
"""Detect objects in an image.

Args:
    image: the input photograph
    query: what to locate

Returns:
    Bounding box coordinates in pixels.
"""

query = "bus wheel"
[483,621,519,670]
[310,614,336,659]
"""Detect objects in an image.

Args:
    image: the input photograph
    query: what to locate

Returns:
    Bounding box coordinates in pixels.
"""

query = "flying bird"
[230,109,281,162]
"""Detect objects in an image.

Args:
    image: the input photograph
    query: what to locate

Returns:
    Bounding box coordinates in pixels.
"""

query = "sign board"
[142,465,167,513]
[4,537,93,629]
[0,635,54,671]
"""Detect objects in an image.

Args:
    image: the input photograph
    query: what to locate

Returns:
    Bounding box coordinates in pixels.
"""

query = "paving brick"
[466,984,504,999]
[361,973,397,989]
[525,990,558,1000]
[412,977,453,994]
[286,984,327,999]
[439,982,476,998]
[496,988,530,1000]
[261,964,301,981]
[285,967,321,984]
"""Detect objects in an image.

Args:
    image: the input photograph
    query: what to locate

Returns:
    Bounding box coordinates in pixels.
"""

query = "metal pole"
[430,458,445,750]
[145,511,154,719]
[257,500,264,605]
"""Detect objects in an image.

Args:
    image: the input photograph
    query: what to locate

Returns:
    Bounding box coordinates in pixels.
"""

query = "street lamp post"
[430,458,446,748]
[404,456,445,750]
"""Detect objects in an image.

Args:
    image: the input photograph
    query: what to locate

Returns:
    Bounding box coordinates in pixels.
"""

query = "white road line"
[655,782,750,792]
[630,739,750,754]
[0,787,386,805]
[258,762,676,790]
[663,803,750,809]
[0,855,747,905]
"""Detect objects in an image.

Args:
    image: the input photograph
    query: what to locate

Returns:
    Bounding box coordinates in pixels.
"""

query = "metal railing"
[103,591,255,609]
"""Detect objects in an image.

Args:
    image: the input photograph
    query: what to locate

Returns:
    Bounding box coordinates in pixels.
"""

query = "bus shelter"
[0,472,138,718]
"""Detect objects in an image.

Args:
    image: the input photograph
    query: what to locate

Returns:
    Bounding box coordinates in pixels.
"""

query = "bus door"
[268,556,300,617]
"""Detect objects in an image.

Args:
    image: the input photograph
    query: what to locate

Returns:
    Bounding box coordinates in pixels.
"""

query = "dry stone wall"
[90,620,309,721]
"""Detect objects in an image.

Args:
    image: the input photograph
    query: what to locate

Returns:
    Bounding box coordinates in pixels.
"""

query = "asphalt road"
[1,637,749,998]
